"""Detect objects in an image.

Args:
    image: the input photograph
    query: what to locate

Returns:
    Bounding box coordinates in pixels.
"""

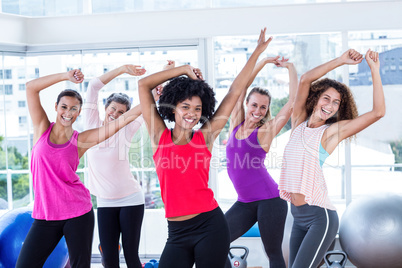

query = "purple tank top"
[226,122,280,202]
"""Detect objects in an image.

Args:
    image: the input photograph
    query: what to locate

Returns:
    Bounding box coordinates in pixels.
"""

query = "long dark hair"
[306,78,358,124]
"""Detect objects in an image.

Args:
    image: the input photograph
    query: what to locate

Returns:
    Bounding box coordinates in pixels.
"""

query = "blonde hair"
[246,87,272,127]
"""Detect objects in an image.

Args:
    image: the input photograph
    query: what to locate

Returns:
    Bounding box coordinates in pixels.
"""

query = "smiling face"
[245,93,270,125]
[55,96,81,126]
[313,87,341,121]
[173,96,202,130]
[104,101,128,124]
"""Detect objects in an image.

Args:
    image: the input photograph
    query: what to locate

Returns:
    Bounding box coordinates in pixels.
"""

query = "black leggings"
[158,207,230,268]
[16,209,94,268]
[289,204,339,268]
[97,204,144,268]
[225,197,288,268]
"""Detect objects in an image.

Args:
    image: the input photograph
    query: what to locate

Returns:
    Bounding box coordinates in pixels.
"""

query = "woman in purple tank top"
[16,69,144,268]
[224,49,298,268]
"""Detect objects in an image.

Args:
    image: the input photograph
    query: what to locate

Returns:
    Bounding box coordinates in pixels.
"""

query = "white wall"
[0,13,27,46]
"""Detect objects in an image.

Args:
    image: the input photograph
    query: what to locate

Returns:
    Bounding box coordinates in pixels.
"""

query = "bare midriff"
[167,213,200,221]
[290,193,307,206]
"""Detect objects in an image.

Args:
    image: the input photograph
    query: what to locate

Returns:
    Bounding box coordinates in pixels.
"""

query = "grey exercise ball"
[339,193,402,268]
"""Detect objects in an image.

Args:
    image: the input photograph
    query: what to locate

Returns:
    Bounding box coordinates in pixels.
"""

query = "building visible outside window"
[5,85,13,95]
[19,84,26,91]
[0,69,12,79]
[18,101,26,107]
[5,69,12,79]
[18,116,27,124]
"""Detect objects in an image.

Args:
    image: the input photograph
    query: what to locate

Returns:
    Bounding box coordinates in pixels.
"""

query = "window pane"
[2,0,83,16]
[81,48,199,210]
[92,0,207,13]
[214,32,344,210]
[348,30,402,198]
[212,0,380,8]
[12,173,30,208]
[0,54,30,210]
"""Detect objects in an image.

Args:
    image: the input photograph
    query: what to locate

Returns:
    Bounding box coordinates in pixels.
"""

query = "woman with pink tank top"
[138,28,272,268]
[278,49,385,268]
[16,69,144,268]
[224,50,298,268]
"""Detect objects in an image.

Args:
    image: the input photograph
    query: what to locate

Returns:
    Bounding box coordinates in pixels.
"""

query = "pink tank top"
[31,123,92,220]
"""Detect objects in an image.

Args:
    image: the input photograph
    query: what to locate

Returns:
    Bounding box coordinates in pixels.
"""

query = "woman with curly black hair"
[138,28,272,268]
[279,49,385,268]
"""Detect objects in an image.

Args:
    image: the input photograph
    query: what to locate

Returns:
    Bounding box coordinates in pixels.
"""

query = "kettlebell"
[144,259,159,268]
[324,250,347,268]
[228,246,249,268]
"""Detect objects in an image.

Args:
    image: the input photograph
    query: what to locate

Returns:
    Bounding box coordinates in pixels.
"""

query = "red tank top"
[153,128,218,218]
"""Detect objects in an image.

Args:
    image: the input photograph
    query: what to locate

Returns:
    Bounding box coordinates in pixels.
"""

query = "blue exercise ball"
[339,193,402,268]
[0,207,69,268]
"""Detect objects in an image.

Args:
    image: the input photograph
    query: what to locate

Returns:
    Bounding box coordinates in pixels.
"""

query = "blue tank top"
[226,122,280,203]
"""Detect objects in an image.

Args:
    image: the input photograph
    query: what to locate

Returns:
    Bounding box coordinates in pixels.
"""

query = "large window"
[0,53,31,210]
[80,47,199,209]
[0,47,199,210]
[1,0,391,16]
[213,32,346,210]
[347,30,402,198]
[212,30,402,215]
[1,0,83,16]
[1,33,401,215]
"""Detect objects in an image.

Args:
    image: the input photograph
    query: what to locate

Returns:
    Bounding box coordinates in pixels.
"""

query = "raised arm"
[266,59,298,136]
[26,70,84,143]
[292,49,363,129]
[83,65,146,129]
[99,64,146,85]
[152,60,175,102]
[324,49,385,154]
[202,28,272,148]
[78,102,143,158]
[138,65,200,151]
[229,56,280,133]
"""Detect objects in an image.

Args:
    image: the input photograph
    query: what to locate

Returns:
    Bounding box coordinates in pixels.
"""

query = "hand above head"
[340,49,363,65]
[152,84,163,102]
[185,65,204,80]
[151,61,177,101]
[69,69,84,84]
[255,27,273,55]
[365,49,380,70]
[125,64,146,76]
[275,56,292,68]
[262,56,281,65]
[163,60,176,71]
